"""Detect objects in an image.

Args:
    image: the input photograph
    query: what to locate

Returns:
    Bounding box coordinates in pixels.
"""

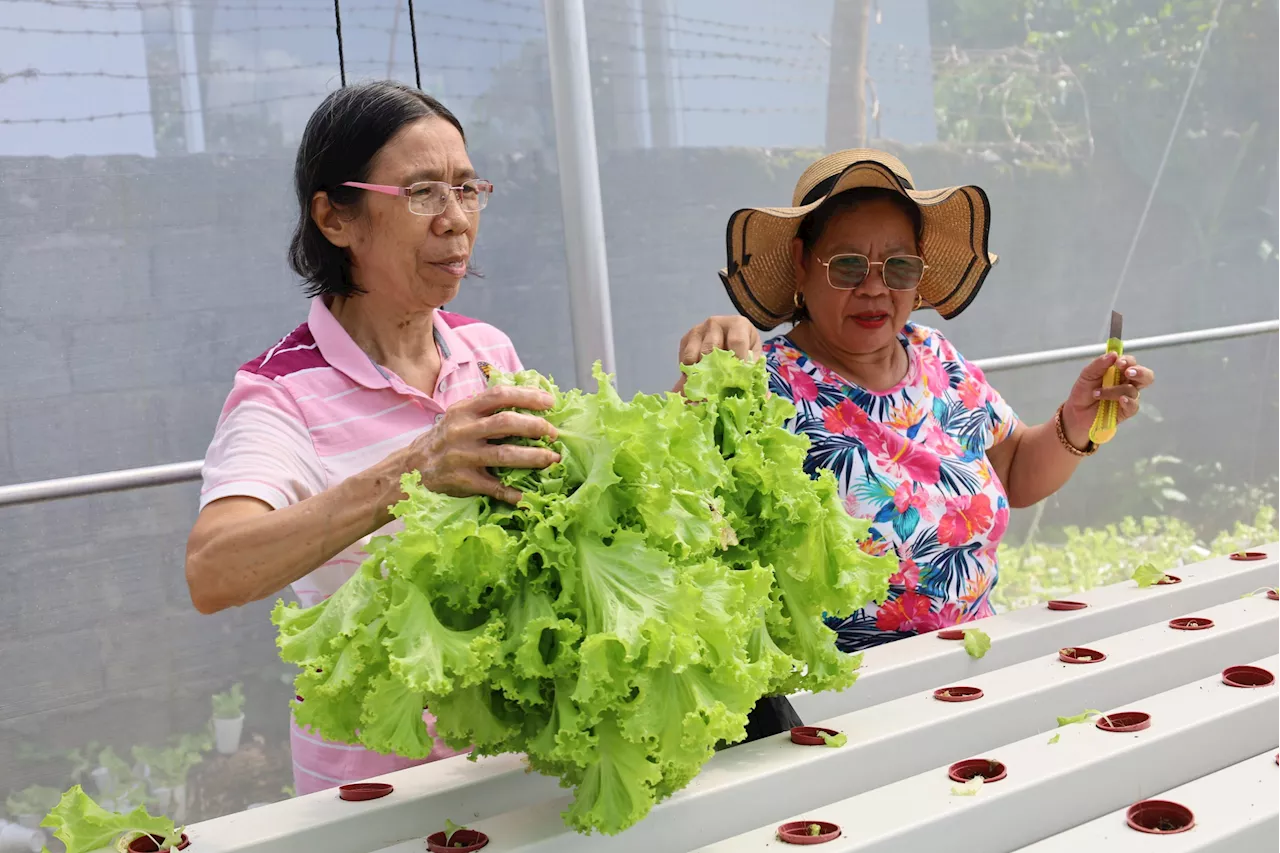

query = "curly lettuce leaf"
[1132,562,1169,588]
[273,568,384,663]
[40,786,179,853]
[818,731,848,748]
[356,673,432,759]
[1057,709,1102,727]
[427,682,525,754]
[560,714,663,836]
[289,665,365,747]
[384,579,503,694]
[963,629,992,660]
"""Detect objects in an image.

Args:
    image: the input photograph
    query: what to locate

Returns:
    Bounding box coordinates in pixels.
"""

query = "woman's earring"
[912,293,925,310]
[793,291,805,310]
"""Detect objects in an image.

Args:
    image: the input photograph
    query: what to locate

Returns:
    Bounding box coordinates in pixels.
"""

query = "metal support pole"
[0,460,203,508]
[972,319,1280,373]
[541,0,617,388]
[172,0,206,154]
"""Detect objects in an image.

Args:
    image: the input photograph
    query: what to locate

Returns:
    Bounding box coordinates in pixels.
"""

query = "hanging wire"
[407,0,422,89]
[1104,0,1225,330]
[333,0,347,86]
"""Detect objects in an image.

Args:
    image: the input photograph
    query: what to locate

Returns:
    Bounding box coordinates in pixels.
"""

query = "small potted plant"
[211,683,246,755]
[6,784,63,831]
[87,745,117,800]
[89,747,147,811]
[38,785,186,853]
[134,733,209,823]
[63,745,94,790]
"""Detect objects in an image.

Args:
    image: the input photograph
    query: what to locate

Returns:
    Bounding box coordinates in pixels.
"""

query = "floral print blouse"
[764,323,1021,652]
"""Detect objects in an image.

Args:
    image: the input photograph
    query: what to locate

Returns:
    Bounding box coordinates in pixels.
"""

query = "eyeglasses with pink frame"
[340,179,494,215]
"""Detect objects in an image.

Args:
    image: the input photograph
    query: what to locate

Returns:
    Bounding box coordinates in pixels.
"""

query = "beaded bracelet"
[1055,404,1098,457]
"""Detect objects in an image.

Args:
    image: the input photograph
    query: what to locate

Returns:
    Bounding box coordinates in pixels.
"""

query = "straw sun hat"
[719,149,998,330]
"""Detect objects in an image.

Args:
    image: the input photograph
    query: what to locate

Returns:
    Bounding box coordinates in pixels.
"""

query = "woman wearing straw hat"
[707,149,1156,652]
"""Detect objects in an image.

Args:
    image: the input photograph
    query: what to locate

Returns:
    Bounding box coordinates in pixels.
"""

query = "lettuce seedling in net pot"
[211,684,245,755]
[39,786,186,853]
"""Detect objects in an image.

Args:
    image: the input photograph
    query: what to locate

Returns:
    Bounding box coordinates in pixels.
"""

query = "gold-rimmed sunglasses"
[815,253,928,291]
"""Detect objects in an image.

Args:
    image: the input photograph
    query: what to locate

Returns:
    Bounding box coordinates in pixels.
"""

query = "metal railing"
[0,318,1274,510]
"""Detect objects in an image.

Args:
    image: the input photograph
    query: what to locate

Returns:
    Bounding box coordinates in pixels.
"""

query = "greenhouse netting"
[0,0,1275,833]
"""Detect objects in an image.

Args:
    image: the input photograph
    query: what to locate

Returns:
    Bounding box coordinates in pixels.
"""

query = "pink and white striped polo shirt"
[200,296,522,794]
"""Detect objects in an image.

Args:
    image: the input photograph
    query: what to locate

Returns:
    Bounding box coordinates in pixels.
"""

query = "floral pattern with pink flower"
[889,559,921,591]
[875,591,937,632]
[779,362,819,402]
[937,493,995,547]
[764,323,1020,652]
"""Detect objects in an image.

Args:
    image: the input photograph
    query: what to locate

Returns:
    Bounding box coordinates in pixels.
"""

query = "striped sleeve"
[200,371,327,511]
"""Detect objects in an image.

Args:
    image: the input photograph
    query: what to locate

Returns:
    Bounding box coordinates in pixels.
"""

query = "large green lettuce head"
[272,349,895,835]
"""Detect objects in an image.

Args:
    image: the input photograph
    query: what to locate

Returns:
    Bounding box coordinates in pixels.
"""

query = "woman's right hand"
[409,385,560,505]
[186,385,558,614]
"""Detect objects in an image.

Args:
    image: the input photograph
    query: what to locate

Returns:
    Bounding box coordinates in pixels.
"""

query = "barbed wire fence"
[1,0,977,153]
[1,4,830,121]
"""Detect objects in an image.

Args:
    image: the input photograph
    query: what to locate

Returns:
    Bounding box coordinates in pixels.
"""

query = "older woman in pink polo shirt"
[184,81,760,794]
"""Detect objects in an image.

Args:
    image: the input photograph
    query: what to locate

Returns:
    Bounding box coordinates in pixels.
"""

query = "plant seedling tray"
[383,600,1276,853]
[1012,751,1279,851]
[691,656,1278,852]
[792,546,1277,723]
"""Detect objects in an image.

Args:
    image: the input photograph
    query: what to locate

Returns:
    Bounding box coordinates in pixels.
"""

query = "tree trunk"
[825,0,872,151]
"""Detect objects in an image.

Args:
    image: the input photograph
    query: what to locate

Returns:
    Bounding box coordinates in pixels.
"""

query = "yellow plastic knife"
[1088,311,1124,446]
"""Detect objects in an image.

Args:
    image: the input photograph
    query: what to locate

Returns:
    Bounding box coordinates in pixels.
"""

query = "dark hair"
[791,187,925,323]
[288,81,467,298]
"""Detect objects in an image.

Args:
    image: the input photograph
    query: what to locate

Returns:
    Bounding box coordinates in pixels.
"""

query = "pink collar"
[308,298,475,391]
